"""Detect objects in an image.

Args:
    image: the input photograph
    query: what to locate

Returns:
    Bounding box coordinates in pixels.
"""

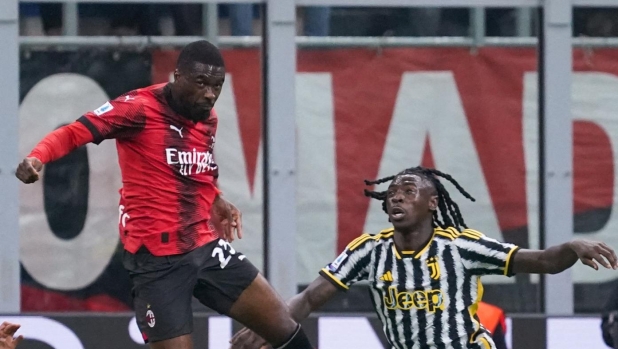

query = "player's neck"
[393,220,433,251]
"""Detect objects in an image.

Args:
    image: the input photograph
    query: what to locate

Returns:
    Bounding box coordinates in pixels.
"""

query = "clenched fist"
[15,157,43,184]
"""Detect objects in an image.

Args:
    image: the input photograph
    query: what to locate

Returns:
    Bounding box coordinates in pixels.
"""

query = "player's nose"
[204,88,216,100]
[390,191,404,203]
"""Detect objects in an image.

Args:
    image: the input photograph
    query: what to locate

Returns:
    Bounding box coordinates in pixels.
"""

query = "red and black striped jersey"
[78,83,220,256]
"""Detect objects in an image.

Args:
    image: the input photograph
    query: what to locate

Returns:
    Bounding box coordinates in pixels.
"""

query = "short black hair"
[177,40,225,72]
[364,166,476,231]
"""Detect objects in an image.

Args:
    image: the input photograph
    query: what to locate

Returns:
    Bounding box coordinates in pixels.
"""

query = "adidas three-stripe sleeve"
[453,229,520,276]
[320,233,384,290]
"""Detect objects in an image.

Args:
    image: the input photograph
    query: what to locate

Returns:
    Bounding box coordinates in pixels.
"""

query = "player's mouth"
[390,206,406,221]
[195,102,213,110]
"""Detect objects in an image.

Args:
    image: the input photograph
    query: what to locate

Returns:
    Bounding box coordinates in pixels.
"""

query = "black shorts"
[122,239,259,343]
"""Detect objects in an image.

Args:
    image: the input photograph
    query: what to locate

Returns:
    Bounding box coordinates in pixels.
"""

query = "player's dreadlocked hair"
[177,40,225,72]
[364,166,476,231]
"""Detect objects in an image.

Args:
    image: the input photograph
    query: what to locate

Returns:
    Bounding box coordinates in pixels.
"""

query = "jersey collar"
[393,229,436,260]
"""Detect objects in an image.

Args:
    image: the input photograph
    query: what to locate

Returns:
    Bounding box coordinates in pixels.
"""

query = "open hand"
[15,157,43,184]
[570,239,618,270]
[0,322,24,349]
[212,196,243,242]
[229,327,267,349]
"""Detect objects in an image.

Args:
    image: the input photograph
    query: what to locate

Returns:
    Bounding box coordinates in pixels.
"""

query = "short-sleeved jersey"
[320,227,520,349]
[77,83,220,256]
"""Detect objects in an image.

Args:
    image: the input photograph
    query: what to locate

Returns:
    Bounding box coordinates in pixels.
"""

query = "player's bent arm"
[512,239,618,275]
[28,122,94,164]
[288,276,339,322]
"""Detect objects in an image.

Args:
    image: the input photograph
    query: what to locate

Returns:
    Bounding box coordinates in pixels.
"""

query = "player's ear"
[173,69,180,82]
[429,195,438,211]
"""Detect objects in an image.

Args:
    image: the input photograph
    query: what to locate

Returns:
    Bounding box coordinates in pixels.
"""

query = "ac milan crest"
[146,310,156,328]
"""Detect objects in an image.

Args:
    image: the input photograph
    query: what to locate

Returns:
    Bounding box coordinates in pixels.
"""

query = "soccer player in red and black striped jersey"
[16,41,313,349]
[231,166,618,349]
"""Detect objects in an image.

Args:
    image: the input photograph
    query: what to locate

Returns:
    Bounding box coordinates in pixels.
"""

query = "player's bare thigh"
[149,334,193,349]
[227,273,298,346]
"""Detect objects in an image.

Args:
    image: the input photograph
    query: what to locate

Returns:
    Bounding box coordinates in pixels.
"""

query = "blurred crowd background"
[17,5,618,37]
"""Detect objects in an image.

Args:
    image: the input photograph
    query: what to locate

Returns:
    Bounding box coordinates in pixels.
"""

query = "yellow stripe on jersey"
[446,226,461,238]
[414,230,437,259]
[479,337,492,349]
[462,229,484,238]
[468,278,485,344]
[345,235,364,249]
[346,234,371,250]
[438,228,458,238]
[435,231,457,241]
[320,268,350,290]
[461,232,482,241]
[375,231,394,240]
[346,230,394,252]
[379,228,395,235]
[392,245,402,260]
[445,227,461,239]
[504,246,520,276]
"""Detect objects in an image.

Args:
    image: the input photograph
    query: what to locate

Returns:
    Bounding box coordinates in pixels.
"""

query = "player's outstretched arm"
[0,322,24,349]
[15,122,94,184]
[512,240,618,275]
[229,277,338,349]
[287,276,339,322]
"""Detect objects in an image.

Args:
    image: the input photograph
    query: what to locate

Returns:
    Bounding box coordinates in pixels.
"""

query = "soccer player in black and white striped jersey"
[231,166,618,349]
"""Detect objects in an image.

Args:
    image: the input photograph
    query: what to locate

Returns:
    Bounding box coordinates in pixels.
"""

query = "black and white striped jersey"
[319,227,519,349]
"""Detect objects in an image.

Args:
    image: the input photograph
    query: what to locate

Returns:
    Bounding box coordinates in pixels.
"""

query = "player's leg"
[193,239,313,348]
[226,274,313,348]
[123,247,198,349]
[148,334,193,349]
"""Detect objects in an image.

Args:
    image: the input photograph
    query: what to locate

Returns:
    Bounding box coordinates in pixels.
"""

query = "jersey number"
[212,240,236,269]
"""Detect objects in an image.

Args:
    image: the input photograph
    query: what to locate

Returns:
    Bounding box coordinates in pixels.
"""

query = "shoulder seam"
[435,231,456,241]
[346,234,372,251]
[346,229,394,251]
[373,230,394,242]
[462,228,484,236]
[459,229,484,241]
[379,228,394,234]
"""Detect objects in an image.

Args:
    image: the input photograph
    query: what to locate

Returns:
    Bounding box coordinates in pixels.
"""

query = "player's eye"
[196,81,206,87]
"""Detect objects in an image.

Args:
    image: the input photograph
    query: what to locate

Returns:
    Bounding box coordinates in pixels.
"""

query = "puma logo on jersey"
[170,125,184,138]
[427,256,440,280]
[379,271,394,282]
